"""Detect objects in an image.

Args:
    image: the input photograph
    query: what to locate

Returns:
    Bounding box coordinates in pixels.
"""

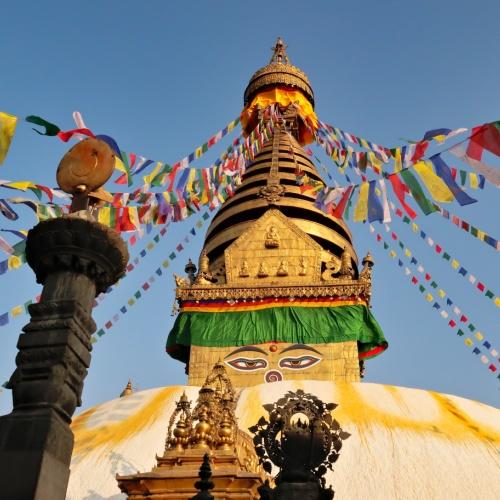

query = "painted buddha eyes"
[279,356,320,369]
[225,358,267,371]
[226,355,321,371]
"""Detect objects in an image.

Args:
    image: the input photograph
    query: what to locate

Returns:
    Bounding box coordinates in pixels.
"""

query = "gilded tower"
[167,38,387,387]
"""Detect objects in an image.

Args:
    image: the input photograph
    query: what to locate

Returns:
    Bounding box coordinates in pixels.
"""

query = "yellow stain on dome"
[332,383,500,443]
[72,387,179,458]
[238,382,500,445]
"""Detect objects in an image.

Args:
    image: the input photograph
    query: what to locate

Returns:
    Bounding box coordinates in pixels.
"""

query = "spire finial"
[270,37,289,64]
[119,379,133,397]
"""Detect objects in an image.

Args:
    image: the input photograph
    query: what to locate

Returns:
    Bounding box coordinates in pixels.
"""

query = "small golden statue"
[239,259,250,277]
[265,225,280,248]
[257,262,269,277]
[174,274,190,287]
[298,256,307,276]
[277,260,288,276]
[339,248,354,279]
[195,250,214,285]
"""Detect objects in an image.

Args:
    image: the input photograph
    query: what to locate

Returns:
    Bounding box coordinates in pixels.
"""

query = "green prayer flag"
[400,170,437,215]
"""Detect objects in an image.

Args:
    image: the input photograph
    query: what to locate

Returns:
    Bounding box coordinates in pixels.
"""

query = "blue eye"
[225,358,268,371]
[279,356,321,370]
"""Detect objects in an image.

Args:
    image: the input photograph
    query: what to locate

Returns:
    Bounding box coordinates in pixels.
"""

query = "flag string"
[92,210,213,343]
[390,203,499,306]
[369,224,499,377]
[436,206,499,251]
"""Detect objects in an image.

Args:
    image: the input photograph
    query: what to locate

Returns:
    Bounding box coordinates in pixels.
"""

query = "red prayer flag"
[469,122,500,157]
[448,320,457,328]
[331,185,354,219]
[388,174,417,219]
[411,141,429,163]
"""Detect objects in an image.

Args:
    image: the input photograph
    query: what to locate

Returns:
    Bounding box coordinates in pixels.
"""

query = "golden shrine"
[167,38,387,388]
[117,363,265,498]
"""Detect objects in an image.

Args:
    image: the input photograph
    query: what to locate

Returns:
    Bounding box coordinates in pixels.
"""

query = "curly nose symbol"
[265,370,283,383]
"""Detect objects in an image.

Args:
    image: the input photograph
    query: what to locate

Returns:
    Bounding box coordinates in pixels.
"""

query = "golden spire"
[243,37,314,107]
[119,379,133,397]
[270,37,289,64]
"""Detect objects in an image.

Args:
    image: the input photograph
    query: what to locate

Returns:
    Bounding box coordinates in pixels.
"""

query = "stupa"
[167,37,387,387]
[66,39,500,500]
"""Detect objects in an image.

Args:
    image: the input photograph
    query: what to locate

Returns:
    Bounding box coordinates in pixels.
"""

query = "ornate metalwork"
[176,282,371,304]
[244,38,314,106]
[163,362,239,454]
[258,184,286,204]
[249,390,350,498]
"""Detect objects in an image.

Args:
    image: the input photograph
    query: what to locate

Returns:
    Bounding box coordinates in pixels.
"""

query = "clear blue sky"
[0,0,498,413]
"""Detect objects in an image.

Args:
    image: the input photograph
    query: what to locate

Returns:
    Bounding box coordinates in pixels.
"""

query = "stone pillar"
[0,216,128,500]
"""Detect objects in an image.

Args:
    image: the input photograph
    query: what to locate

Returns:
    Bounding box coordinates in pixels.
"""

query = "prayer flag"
[430,154,478,204]
[413,160,454,202]
[367,180,384,223]
[0,112,18,165]
[400,170,437,215]
[388,174,417,219]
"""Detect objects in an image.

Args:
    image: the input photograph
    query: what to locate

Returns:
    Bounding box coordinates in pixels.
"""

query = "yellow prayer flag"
[186,168,197,193]
[8,255,21,269]
[353,182,369,222]
[0,112,18,165]
[162,260,170,268]
[128,207,140,232]
[97,207,111,226]
[438,289,446,298]
[469,173,479,189]
[5,181,36,191]
[474,332,484,341]
[404,248,411,257]
[476,230,486,241]
[389,250,396,258]
[494,297,500,307]
[147,242,155,250]
[128,298,135,306]
[114,156,127,174]
[393,148,402,172]
[360,138,370,149]
[11,305,23,317]
[451,259,460,269]
[464,338,473,347]
[426,293,433,302]
[414,161,454,202]
[227,120,236,132]
[194,147,202,159]
[143,162,163,185]
[411,223,418,233]
[368,152,383,172]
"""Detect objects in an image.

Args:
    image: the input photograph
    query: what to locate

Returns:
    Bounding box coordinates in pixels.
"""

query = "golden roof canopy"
[243,37,315,107]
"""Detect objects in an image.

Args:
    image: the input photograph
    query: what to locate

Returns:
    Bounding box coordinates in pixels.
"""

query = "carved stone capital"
[26,216,128,295]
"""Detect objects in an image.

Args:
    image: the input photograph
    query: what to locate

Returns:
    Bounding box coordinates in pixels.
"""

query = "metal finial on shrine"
[270,37,289,64]
[190,453,215,500]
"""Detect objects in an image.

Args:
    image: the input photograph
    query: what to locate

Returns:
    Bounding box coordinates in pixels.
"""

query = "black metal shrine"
[249,390,350,500]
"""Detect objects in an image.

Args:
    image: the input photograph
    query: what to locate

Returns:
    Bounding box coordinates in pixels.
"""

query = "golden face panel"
[187,341,360,387]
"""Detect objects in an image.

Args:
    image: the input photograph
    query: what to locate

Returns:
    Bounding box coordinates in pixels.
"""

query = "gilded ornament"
[339,249,354,279]
[258,262,269,277]
[298,256,307,276]
[239,260,250,277]
[265,225,280,248]
[276,260,288,276]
